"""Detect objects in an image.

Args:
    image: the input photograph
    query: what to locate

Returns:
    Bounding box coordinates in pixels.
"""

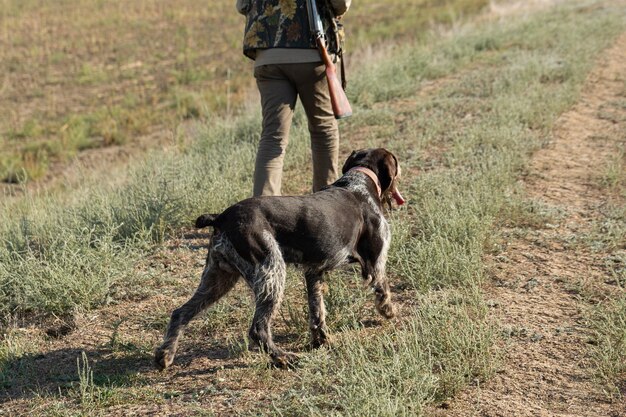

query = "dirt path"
[434,31,626,417]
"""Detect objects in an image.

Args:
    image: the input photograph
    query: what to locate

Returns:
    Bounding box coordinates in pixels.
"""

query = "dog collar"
[349,167,382,197]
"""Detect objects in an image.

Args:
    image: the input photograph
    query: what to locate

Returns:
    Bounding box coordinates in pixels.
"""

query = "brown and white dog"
[155,148,405,369]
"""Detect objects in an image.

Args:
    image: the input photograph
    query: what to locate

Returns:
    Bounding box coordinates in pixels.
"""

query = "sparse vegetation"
[270,295,496,416]
[585,86,626,398]
[0,0,488,183]
[0,0,625,415]
[589,296,626,399]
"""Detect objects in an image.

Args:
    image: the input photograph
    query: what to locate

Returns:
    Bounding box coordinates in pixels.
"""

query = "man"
[236,0,351,196]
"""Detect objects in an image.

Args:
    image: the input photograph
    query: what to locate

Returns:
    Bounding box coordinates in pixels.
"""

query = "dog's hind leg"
[305,269,328,348]
[244,232,295,368]
[154,253,239,370]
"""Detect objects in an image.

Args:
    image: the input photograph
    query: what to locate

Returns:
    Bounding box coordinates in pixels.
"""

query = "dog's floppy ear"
[341,150,359,174]
[377,150,399,192]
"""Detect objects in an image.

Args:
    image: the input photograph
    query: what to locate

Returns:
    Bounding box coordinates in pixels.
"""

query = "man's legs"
[290,63,340,192]
[253,65,298,196]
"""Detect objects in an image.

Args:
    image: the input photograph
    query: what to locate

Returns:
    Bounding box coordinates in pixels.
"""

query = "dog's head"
[341,148,405,206]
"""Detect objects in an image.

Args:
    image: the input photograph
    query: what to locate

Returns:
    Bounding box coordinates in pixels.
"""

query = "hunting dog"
[154,148,405,369]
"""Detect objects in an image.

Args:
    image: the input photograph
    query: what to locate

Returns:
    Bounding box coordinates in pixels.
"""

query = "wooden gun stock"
[316,38,352,119]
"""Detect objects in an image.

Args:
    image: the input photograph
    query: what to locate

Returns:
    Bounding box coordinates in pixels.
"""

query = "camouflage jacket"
[238,0,345,60]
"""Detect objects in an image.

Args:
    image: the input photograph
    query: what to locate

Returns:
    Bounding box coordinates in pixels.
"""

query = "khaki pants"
[253,62,340,196]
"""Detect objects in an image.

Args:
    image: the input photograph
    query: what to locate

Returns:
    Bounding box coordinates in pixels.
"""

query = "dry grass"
[0,0,486,182]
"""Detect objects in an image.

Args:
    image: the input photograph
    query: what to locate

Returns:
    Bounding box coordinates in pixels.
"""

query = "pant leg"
[253,64,298,196]
[288,62,340,192]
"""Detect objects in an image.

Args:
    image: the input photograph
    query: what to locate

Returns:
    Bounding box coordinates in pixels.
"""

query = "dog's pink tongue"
[392,189,405,206]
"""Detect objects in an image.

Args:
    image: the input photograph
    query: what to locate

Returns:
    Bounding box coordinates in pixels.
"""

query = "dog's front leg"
[305,269,328,348]
[362,259,396,319]
[372,273,395,319]
[360,223,396,319]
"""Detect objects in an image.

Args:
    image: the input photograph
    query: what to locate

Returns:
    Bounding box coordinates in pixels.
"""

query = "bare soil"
[432,31,626,417]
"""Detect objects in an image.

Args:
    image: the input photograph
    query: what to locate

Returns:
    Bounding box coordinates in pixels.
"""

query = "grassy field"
[1,0,625,415]
[0,0,485,183]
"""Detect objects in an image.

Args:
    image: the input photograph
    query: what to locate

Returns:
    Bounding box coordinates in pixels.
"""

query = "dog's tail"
[195,213,218,229]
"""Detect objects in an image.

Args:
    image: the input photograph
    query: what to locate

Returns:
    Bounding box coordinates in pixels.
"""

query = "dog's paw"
[310,328,329,349]
[311,338,330,350]
[154,346,175,370]
[376,302,396,319]
[271,352,300,370]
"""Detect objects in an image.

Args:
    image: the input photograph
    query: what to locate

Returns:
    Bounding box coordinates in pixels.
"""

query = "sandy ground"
[431,30,626,417]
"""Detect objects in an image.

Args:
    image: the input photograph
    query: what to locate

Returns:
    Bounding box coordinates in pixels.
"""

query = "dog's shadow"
[0,346,147,403]
[163,341,252,377]
[0,341,247,404]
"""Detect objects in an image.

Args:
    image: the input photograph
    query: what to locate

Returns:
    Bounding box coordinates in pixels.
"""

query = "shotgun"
[306,0,352,119]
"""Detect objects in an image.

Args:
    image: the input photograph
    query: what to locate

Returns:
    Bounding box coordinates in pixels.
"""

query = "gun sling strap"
[339,49,347,90]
